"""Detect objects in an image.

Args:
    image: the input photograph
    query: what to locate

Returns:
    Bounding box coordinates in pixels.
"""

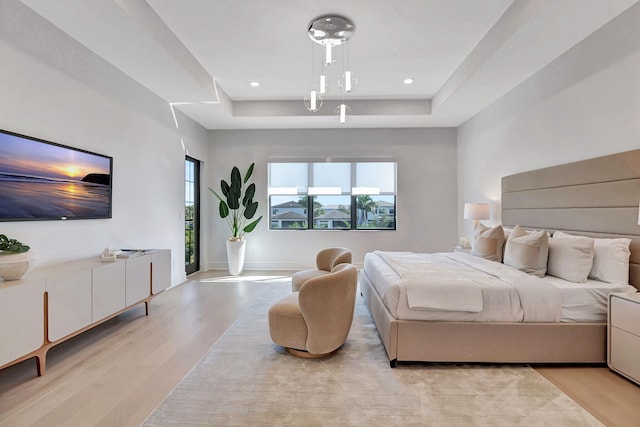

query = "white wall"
[207,128,458,269]
[457,3,640,241]
[0,1,209,285]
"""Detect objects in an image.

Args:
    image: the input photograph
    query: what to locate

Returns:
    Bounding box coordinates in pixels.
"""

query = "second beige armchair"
[291,247,352,291]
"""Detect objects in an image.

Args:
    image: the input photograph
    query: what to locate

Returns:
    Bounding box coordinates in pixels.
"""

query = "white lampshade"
[464,202,490,221]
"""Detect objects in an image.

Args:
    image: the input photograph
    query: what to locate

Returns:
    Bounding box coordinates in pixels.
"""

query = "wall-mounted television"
[0,129,113,221]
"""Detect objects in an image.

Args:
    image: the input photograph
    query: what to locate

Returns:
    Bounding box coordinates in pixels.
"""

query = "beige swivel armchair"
[291,247,352,292]
[269,263,358,358]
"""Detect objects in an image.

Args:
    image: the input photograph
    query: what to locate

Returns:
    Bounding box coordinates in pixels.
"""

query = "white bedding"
[544,275,635,322]
[378,251,483,312]
[364,251,636,323]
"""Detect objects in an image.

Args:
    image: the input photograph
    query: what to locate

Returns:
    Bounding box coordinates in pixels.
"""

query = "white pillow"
[503,225,549,277]
[503,227,514,241]
[471,224,504,262]
[554,231,631,284]
[502,226,514,260]
[547,235,594,283]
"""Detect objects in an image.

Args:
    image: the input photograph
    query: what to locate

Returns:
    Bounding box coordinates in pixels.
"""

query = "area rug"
[142,281,602,427]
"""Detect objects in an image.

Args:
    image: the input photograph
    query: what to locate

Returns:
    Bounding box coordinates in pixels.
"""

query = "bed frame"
[362,149,640,367]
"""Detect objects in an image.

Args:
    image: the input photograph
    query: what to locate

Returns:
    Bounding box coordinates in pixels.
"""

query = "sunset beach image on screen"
[0,129,112,221]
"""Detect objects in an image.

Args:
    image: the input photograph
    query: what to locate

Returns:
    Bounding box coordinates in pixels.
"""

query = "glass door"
[185,156,200,275]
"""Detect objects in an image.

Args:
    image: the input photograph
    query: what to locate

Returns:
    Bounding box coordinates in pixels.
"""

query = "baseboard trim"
[203,261,364,272]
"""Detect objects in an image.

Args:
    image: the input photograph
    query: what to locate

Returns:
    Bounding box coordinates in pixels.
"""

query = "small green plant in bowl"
[0,234,30,254]
[0,234,33,281]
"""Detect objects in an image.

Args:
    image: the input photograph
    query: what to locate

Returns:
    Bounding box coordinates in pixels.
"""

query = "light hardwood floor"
[1,270,639,427]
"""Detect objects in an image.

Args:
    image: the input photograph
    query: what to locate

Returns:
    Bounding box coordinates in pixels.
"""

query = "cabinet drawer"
[126,255,151,306]
[0,279,45,366]
[151,250,171,294]
[92,261,126,322]
[610,327,640,384]
[47,269,92,342]
[610,296,640,336]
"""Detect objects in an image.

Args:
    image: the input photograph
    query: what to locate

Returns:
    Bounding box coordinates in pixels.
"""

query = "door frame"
[185,156,200,275]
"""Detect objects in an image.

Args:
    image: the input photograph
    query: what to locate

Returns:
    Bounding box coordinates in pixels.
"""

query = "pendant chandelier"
[305,14,356,124]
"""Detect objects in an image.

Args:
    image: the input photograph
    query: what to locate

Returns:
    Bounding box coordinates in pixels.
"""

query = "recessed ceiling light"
[403,78,414,85]
[250,81,260,87]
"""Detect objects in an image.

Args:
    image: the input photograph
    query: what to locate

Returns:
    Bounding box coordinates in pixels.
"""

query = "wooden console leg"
[145,300,149,316]
[35,356,45,376]
[35,347,48,376]
[38,292,49,376]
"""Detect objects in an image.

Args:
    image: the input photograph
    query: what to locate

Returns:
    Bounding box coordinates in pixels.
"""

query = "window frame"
[268,161,397,231]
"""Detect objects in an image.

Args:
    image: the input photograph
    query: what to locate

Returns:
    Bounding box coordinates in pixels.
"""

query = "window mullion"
[350,163,356,230]
[350,195,357,230]
[307,163,313,229]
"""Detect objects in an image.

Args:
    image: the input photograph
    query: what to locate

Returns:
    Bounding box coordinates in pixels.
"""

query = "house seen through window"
[268,162,396,230]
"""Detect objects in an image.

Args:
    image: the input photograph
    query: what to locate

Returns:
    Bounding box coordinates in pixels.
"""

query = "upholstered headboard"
[501,149,640,289]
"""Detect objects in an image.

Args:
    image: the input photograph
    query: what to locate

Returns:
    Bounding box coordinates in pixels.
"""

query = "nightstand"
[608,292,640,385]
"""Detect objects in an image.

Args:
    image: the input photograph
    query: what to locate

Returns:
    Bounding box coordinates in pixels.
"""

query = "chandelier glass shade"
[336,103,352,124]
[305,14,356,123]
[304,90,323,113]
[319,74,327,94]
[339,70,357,93]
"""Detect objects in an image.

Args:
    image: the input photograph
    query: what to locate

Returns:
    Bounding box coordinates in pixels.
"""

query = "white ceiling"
[19,0,639,130]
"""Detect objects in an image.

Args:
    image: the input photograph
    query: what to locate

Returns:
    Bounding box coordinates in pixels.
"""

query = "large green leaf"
[219,201,229,218]
[227,194,240,209]
[243,162,255,184]
[243,216,262,233]
[244,200,258,219]
[230,167,242,194]
[221,180,230,198]
[229,167,242,208]
[242,183,255,207]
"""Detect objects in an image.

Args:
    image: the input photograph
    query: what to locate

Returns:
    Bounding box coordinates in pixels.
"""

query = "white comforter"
[373,251,563,322]
[377,251,484,312]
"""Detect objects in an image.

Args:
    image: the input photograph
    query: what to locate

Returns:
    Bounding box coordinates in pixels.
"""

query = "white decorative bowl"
[0,252,36,281]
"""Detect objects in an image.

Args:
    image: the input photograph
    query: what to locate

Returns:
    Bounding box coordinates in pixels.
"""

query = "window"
[268,162,396,230]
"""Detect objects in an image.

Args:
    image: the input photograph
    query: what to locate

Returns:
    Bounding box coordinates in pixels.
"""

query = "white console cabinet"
[608,292,640,385]
[0,249,170,376]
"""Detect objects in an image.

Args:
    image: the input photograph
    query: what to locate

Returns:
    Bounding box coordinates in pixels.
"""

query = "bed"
[361,149,640,367]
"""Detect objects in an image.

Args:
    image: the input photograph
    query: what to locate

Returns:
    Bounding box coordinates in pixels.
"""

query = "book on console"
[117,250,145,259]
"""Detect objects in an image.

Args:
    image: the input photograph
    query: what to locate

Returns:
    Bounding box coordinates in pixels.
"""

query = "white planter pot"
[226,239,246,276]
[0,251,37,281]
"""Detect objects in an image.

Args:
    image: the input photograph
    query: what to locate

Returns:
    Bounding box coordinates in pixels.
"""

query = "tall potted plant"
[209,163,262,275]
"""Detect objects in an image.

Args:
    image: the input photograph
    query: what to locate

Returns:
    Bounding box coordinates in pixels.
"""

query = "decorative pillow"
[502,227,514,259]
[471,224,505,262]
[547,235,595,283]
[503,227,514,241]
[554,231,631,284]
[503,225,549,277]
